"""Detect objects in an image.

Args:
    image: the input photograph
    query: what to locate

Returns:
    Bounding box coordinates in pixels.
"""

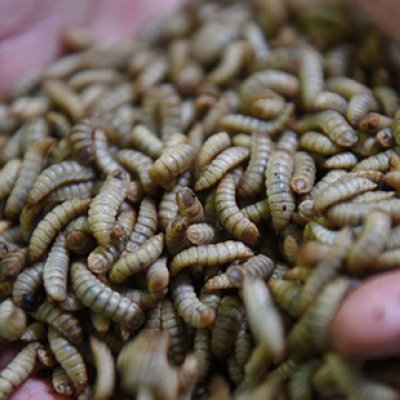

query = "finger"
[9,377,70,400]
[331,270,400,358]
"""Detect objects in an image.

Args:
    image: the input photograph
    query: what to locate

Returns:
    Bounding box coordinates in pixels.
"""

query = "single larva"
[31,301,82,345]
[43,232,69,301]
[12,263,43,308]
[211,295,243,360]
[65,216,94,255]
[129,124,164,160]
[299,130,341,156]
[29,198,91,262]
[275,129,298,155]
[265,150,296,233]
[71,262,145,329]
[0,159,21,201]
[150,143,196,188]
[0,247,28,279]
[373,86,399,117]
[175,187,203,225]
[268,279,302,317]
[238,133,272,199]
[117,148,157,194]
[251,92,286,121]
[288,361,318,400]
[208,41,250,85]
[227,355,244,387]
[109,233,164,283]
[347,210,391,274]
[52,366,74,397]
[351,190,396,204]
[194,328,212,382]
[239,70,299,113]
[161,299,189,365]
[234,320,253,371]
[27,160,95,206]
[166,216,189,255]
[299,47,323,110]
[306,221,339,245]
[88,170,129,247]
[90,336,116,400]
[171,272,216,329]
[195,146,250,191]
[313,176,377,214]
[0,342,41,400]
[322,151,358,169]
[186,223,218,245]
[0,299,27,341]
[377,128,395,148]
[68,118,97,163]
[5,138,54,219]
[216,174,260,245]
[45,180,96,203]
[353,148,399,171]
[290,151,316,194]
[326,199,400,226]
[136,56,168,94]
[243,278,285,362]
[240,199,271,225]
[219,104,294,137]
[314,91,347,113]
[159,172,191,230]
[146,256,169,293]
[48,327,88,395]
[93,129,125,175]
[346,92,379,126]
[326,76,370,99]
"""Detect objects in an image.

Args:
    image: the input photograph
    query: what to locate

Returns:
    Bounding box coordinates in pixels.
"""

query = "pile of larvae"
[2,0,400,399]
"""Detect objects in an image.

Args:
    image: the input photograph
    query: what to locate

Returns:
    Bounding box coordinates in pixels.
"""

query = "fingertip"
[331,270,400,358]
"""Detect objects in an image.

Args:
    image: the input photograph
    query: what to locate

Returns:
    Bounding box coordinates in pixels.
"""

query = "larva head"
[176,187,197,209]
[22,291,44,312]
[111,169,129,182]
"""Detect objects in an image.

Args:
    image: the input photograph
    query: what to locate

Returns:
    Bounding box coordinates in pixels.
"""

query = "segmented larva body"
[238,133,272,199]
[239,70,299,113]
[176,187,204,225]
[45,181,96,203]
[195,146,250,191]
[48,327,88,395]
[90,337,116,400]
[314,91,347,113]
[29,199,91,262]
[129,124,164,160]
[299,47,323,110]
[346,92,379,126]
[240,199,270,225]
[27,160,95,205]
[43,232,69,302]
[166,216,189,255]
[93,129,124,175]
[0,247,28,279]
[243,278,285,362]
[5,138,54,219]
[31,301,82,345]
[374,86,399,117]
[266,150,296,233]
[377,128,394,148]
[146,256,169,293]
[359,112,393,132]
[306,221,338,245]
[0,159,21,201]
[269,280,302,317]
[216,174,260,246]
[290,151,316,194]
[347,210,391,274]
[170,241,253,276]
[125,196,158,252]
[352,148,397,171]
[12,263,43,308]
[299,131,341,156]
[323,152,358,170]
[117,149,157,194]
[211,295,243,360]
[160,299,188,364]
[88,170,129,247]
[194,328,212,381]
[352,190,396,204]
[124,288,167,310]
[52,366,74,396]
[171,273,216,329]
[65,216,94,255]
[0,299,27,341]
[43,80,83,121]
[159,172,191,230]
[313,176,377,213]
[251,91,286,120]
[219,104,294,137]
[0,342,41,400]
[150,143,196,188]
[186,223,218,245]
[71,262,145,328]
[69,118,96,162]
[110,233,164,283]
[288,361,318,400]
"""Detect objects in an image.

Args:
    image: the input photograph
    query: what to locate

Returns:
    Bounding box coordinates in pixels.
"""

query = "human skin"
[1,0,400,398]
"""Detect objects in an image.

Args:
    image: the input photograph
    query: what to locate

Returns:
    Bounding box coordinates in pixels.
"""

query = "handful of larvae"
[1,0,400,399]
